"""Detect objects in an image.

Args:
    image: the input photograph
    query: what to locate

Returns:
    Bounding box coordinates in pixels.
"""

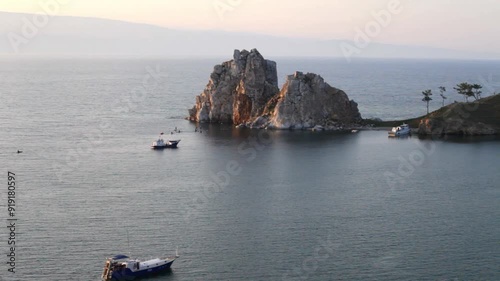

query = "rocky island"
[188,49,362,130]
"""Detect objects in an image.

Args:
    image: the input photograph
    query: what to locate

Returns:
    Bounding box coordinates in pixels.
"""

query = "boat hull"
[151,140,180,149]
[110,260,175,281]
[388,124,411,137]
[388,130,411,137]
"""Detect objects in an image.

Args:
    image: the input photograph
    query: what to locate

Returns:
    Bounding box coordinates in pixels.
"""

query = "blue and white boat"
[388,123,411,137]
[151,133,180,149]
[101,252,179,281]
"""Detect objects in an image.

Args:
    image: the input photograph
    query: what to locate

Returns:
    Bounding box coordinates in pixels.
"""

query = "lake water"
[0,58,499,280]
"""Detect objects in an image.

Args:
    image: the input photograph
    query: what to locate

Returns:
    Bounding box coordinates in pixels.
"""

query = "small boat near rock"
[151,133,180,149]
[101,252,179,281]
[388,123,411,137]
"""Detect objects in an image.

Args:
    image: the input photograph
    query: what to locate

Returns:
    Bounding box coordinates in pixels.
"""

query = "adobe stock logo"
[7,0,70,53]
[340,0,403,62]
[213,0,243,21]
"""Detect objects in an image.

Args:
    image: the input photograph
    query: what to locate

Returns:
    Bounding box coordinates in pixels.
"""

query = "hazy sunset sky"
[2,0,500,54]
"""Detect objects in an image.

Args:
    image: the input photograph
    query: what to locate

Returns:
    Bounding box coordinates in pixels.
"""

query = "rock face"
[188,49,279,124]
[188,49,362,130]
[250,72,361,129]
[417,94,500,135]
[418,118,497,135]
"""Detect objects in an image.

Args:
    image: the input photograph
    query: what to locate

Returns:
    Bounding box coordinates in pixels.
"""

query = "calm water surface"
[0,58,499,280]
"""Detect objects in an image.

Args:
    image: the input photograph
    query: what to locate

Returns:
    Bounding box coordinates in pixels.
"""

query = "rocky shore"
[417,94,500,135]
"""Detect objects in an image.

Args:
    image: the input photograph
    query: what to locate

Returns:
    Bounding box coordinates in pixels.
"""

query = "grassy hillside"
[439,94,500,126]
[365,94,500,128]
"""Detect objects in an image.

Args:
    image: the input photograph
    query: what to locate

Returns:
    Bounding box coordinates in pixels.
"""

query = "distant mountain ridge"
[1,11,499,59]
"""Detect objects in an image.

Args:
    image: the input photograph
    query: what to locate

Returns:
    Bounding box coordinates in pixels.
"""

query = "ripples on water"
[0,58,499,280]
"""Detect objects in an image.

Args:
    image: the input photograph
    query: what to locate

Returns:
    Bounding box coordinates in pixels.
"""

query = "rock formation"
[188,49,279,124]
[188,49,362,130]
[417,94,500,135]
[250,72,361,130]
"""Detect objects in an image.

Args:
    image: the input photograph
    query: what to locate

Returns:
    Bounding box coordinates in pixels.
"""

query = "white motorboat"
[388,123,411,137]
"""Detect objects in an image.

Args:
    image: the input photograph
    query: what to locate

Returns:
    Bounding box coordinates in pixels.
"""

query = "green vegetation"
[439,86,447,107]
[454,82,483,102]
[416,83,484,115]
[365,93,500,129]
[422,89,432,114]
[472,84,483,100]
[364,82,498,132]
[418,86,445,114]
[442,94,500,127]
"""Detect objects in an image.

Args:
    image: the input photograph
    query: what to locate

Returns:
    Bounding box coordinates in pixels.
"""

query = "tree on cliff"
[471,84,483,100]
[454,82,482,102]
[422,89,432,114]
[439,86,447,107]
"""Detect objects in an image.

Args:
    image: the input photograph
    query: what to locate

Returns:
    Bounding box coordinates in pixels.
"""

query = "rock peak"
[188,48,279,124]
[290,72,325,84]
[255,69,361,130]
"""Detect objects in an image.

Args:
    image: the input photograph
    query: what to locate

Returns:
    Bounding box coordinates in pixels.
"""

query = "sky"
[1,0,500,54]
